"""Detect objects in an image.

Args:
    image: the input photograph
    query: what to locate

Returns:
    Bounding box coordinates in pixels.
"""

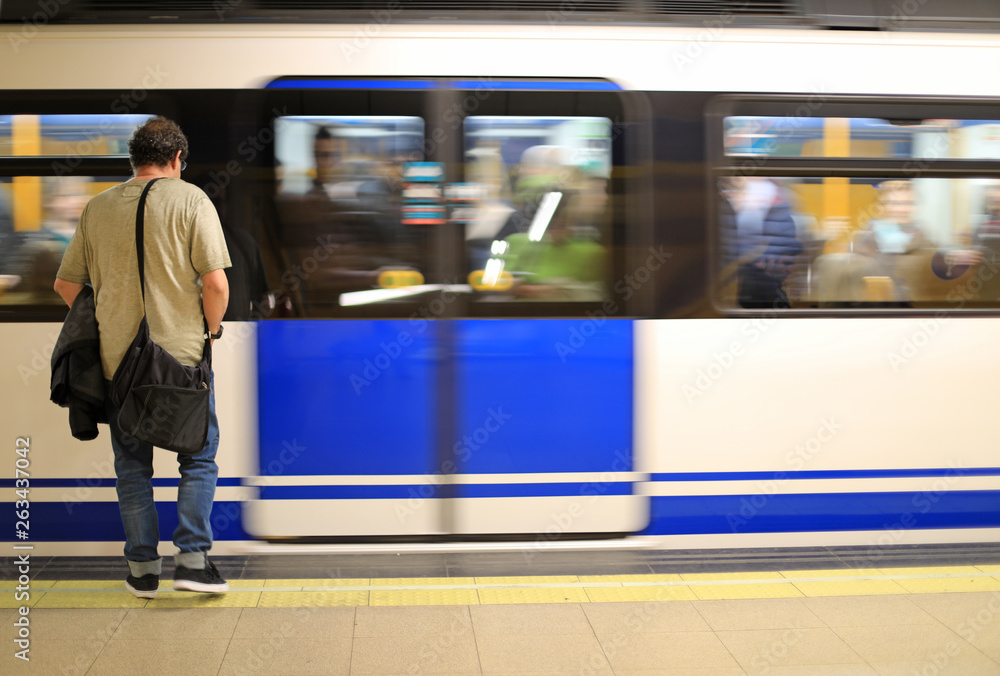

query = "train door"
[244,78,651,542]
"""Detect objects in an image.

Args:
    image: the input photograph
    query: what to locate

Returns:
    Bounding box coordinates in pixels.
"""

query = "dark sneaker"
[172,559,229,593]
[125,573,159,599]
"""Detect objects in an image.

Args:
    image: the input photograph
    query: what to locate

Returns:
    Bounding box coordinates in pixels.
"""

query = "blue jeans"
[103,374,220,577]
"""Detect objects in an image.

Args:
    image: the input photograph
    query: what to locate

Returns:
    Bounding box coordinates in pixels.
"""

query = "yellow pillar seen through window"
[12,114,42,232]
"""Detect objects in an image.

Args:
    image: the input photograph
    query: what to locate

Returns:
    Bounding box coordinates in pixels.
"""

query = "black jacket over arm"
[50,285,107,440]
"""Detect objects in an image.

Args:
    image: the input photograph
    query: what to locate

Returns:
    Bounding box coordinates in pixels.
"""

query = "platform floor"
[3,545,1000,675]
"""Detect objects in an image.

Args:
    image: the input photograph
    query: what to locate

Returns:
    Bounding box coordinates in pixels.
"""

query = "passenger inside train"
[0,182,20,295]
[720,115,1000,309]
[718,175,803,309]
[807,179,989,306]
[498,187,608,301]
[1,176,90,305]
[971,179,1000,300]
[855,180,984,302]
[463,117,613,302]
[272,117,427,312]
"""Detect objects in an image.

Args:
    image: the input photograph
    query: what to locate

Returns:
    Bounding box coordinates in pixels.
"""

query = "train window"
[462,116,613,302]
[724,117,1000,160]
[0,114,152,157]
[718,176,1000,309]
[0,113,153,314]
[272,116,433,313]
[0,175,128,307]
[715,100,1000,312]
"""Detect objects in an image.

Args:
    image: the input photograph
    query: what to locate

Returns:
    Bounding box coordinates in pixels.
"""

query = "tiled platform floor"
[3,591,999,674]
[1,546,998,675]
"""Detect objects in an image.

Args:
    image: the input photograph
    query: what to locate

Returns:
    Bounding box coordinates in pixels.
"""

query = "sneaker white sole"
[125,581,157,599]
[172,579,229,593]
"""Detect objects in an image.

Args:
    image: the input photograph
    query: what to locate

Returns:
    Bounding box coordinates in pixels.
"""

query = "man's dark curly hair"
[127,116,189,171]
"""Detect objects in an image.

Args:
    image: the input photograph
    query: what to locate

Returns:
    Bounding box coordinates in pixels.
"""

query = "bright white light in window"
[482,258,505,286]
[527,192,562,242]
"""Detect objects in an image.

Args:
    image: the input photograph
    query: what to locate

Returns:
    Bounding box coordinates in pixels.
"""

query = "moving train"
[2,6,1000,558]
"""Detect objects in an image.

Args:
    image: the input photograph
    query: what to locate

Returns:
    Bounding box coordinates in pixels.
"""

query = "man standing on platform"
[54,116,232,598]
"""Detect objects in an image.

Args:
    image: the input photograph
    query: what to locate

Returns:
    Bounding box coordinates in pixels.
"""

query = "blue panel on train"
[257,320,436,476]
[453,319,633,476]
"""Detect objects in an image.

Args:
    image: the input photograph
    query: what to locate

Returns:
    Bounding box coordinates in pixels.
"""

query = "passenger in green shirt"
[501,189,607,301]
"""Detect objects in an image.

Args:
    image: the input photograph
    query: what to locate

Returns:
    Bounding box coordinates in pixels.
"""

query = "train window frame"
[707,94,1000,316]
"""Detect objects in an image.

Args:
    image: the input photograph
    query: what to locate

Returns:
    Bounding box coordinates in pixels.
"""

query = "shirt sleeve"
[189,193,232,276]
[55,205,90,284]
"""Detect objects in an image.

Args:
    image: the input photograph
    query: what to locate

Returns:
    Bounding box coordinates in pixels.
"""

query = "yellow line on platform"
[5,569,999,608]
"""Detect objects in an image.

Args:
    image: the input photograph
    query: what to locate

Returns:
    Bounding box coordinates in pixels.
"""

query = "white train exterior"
[2,21,999,556]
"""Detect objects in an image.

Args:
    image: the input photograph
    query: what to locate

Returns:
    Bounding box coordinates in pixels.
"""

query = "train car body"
[2,20,999,557]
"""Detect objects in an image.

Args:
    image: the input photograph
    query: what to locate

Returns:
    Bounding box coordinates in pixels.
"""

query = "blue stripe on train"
[4,492,997,541]
[651,468,1000,481]
[0,501,248,542]
[255,482,634,500]
[265,79,621,91]
[639,491,1000,534]
[0,478,244,488]
[452,80,622,91]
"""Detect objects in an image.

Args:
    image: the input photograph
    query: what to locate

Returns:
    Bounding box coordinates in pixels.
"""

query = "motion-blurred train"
[2,3,1000,558]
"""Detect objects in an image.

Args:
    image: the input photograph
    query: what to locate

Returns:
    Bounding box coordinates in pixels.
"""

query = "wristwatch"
[210,325,224,340]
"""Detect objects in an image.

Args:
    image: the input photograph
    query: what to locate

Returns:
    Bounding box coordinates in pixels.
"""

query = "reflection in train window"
[724,117,1000,159]
[272,116,431,313]
[0,114,153,157]
[0,176,126,306]
[462,116,612,302]
[718,175,1000,308]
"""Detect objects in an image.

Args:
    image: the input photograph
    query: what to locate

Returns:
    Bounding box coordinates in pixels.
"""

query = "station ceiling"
[1,0,999,31]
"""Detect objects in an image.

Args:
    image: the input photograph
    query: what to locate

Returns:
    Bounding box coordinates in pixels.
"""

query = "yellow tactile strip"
[3,567,999,608]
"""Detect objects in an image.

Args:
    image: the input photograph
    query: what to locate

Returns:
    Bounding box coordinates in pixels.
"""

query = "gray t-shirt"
[57,178,232,379]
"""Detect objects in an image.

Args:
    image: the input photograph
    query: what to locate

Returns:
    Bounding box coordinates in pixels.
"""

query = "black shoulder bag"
[110,178,212,455]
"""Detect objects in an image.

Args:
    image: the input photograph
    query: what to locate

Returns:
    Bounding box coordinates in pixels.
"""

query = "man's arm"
[53,278,84,308]
[201,269,229,338]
